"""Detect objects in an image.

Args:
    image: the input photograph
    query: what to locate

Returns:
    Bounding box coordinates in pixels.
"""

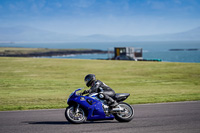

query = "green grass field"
[0,57,200,111]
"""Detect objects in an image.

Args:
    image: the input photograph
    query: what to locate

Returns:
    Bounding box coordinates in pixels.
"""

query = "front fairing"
[67,89,114,121]
[67,94,100,108]
[67,88,98,105]
[67,88,82,103]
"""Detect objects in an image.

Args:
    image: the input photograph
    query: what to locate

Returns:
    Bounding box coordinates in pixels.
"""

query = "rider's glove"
[82,90,89,95]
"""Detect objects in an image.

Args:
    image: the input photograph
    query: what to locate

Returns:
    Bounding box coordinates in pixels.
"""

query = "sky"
[0,0,200,36]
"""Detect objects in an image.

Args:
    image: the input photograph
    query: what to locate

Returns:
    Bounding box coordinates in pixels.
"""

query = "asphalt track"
[0,101,200,133]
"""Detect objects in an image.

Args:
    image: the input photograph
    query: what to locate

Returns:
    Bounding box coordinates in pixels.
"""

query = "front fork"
[74,104,80,114]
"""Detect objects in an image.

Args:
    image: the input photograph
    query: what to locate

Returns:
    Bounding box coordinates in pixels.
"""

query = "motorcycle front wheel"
[65,106,86,124]
[113,102,134,122]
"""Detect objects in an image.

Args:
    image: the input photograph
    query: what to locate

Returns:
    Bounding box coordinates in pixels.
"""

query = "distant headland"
[0,47,107,57]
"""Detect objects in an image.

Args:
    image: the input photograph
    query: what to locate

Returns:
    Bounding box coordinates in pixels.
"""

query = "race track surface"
[0,101,200,133]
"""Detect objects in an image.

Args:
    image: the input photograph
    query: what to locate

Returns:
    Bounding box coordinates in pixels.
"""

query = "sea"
[1,41,200,63]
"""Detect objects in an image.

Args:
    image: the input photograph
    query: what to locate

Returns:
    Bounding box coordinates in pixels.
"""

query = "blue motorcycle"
[65,88,134,124]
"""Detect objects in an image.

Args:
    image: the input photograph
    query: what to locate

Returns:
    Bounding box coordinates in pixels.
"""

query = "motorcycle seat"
[114,93,130,100]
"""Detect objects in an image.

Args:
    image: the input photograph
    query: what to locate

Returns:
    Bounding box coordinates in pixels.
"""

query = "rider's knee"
[98,93,105,99]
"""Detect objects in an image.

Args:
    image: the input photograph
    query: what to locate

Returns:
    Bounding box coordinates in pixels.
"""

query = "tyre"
[114,102,134,122]
[65,106,86,124]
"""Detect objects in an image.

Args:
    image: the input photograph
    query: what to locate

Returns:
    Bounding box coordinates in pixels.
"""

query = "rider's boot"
[109,101,118,107]
[107,97,118,108]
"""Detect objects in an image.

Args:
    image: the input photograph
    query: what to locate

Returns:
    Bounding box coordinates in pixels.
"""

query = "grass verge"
[0,57,200,111]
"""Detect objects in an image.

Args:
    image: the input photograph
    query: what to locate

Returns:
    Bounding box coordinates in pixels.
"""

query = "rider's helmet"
[84,74,96,87]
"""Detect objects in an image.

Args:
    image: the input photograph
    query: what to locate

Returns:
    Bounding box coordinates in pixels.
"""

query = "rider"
[82,74,118,107]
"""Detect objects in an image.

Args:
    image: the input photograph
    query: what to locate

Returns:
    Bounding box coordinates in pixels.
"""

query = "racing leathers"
[83,80,118,107]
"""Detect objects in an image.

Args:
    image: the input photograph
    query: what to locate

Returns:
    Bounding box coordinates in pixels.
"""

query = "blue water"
[1,41,200,63]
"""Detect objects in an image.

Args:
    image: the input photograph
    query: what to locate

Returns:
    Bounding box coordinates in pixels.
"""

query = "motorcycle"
[65,88,134,124]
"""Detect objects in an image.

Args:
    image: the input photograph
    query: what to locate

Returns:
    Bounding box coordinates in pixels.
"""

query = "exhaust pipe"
[111,106,125,113]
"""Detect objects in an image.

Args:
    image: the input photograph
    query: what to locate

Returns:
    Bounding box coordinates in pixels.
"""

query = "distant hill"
[82,27,200,42]
[144,27,200,41]
[0,26,78,42]
[0,26,200,42]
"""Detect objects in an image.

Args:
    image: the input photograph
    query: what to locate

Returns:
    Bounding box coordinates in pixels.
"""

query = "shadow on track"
[25,121,70,125]
[24,120,117,125]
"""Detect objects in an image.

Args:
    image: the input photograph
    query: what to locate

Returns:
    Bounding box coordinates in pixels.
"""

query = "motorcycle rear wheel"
[65,106,86,124]
[113,102,134,122]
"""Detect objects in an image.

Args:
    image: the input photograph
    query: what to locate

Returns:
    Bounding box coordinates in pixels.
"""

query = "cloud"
[55,2,62,8]
[8,3,19,11]
[174,0,182,4]
[146,0,166,10]
[30,0,46,13]
[70,0,95,8]
[0,0,200,36]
